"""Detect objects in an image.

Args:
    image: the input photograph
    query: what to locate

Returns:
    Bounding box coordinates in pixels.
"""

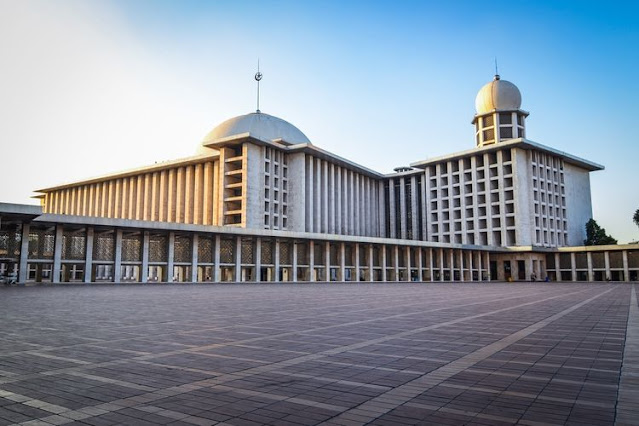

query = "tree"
[634,208,639,230]
[584,219,617,246]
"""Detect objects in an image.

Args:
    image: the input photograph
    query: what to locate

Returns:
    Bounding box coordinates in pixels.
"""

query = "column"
[325,242,330,282]
[309,241,315,282]
[381,245,387,282]
[405,247,411,282]
[368,245,374,282]
[141,231,149,283]
[340,243,345,282]
[273,240,281,282]
[394,245,399,282]
[213,235,221,282]
[477,252,483,282]
[604,251,610,281]
[84,227,94,283]
[18,223,30,284]
[570,253,577,282]
[389,180,396,238]
[52,225,63,283]
[399,178,406,239]
[439,248,444,282]
[234,236,241,282]
[113,229,123,283]
[410,176,418,240]
[255,237,261,282]
[587,252,593,282]
[555,253,561,282]
[449,249,454,282]
[485,252,490,281]
[417,248,423,282]
[191,234,199,283]
[354,243,360,282]
[429,248,434,282]
[459,250,464,282]
[623,250,629,282]
[292,241,298,282]
[167,232,175,283]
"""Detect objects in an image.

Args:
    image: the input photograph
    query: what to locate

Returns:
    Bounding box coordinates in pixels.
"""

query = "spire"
[494,58,500,80]
[255,59,263,113]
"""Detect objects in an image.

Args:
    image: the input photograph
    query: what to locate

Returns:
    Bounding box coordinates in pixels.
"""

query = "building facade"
[1,75,637,284]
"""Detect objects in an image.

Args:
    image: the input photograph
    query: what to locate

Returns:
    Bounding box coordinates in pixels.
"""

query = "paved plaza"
[0,283,637,426]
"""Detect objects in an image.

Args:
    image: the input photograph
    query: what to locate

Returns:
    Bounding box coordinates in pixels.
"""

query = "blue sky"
[1,0,637,242]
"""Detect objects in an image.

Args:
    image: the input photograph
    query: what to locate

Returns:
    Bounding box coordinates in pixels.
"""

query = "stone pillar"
[191,234,199,283]
[477,252,482,282]
[274,239,281,282]
[141,231,149,283]
[417,248,423,282]
[113,229,123,283]
[354,243,360,282]
[399,177,406,239]
[394,245,399,282]
[368,245,374,282]
[340,243,346,282]
[235,236,241,283]
[449,249,454,282]
[439,248,444,282]
[167,232,175,283]
[309,241,315,282]
[52,225,63,283]
[587,252,593,282]
[18,223,30,284]
[255,237,261,283]
[84,227,94,283]
[459,250,464,282]
[429,248,434,282]
[604,251,610,281]
[570,253,577,282]
[405,247,411,282]
[324,242,330,282]
[292,241,298,282]
[381,245,387,282]
[623,250,629,282]
[485,252,490,280]
[213,235,221,282]
[555,253,561,282]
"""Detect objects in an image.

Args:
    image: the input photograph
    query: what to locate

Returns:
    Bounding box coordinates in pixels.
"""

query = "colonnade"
[14,223,492,284]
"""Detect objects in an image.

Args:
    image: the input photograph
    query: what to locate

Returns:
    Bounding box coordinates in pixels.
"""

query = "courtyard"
[0,283,636,426]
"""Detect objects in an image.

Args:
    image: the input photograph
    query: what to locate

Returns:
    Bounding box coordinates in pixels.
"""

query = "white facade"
[1,74,627,285]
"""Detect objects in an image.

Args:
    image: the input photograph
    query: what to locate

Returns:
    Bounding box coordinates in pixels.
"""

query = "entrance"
[518,260,526,280]
[490,261,497,281]
[503,261,511,280]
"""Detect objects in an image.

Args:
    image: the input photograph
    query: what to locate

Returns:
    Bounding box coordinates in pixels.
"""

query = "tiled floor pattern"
[0,283,634,426]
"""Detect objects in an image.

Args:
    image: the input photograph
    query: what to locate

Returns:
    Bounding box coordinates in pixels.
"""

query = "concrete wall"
[563,163,593,246]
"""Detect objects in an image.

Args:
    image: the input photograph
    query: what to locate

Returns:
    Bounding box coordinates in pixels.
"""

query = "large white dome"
[475,76,522,114]
[201,112,310,145]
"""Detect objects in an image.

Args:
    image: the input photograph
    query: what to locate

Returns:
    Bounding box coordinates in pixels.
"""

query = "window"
[499,113,512,125]
[500,127,513,138]
[483,129,495,141]
[483,115,494,127]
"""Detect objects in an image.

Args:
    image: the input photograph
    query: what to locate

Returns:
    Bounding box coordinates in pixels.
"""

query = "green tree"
[634,208,639,230]
[584,219,617,245]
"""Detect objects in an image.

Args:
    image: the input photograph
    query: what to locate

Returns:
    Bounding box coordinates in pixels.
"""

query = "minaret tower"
[472,74,529,147]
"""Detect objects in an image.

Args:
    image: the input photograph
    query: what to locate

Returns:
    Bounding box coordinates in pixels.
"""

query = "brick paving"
[0,283,635,426]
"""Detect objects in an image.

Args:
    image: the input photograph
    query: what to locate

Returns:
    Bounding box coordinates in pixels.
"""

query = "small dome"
[475,75,522,114]
[201,112,310,145]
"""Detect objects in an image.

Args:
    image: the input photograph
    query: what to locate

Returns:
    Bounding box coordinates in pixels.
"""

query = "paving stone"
[0,283,634,425]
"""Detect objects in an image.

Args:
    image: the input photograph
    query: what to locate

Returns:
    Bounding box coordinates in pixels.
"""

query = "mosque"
[0,74,637,284]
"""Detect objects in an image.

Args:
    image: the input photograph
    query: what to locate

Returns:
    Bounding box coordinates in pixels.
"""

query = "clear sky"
[1,0,638,242]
